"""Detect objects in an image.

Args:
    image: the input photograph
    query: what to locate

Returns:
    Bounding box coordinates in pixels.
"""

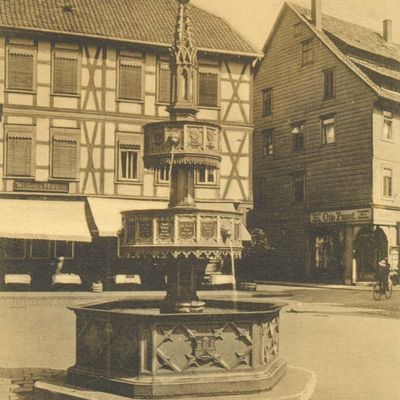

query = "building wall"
[0,33,254,207]
[252,7,377,277]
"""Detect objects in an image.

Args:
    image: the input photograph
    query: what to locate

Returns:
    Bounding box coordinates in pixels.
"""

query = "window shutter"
[119,61,142,100]
[199,72,218,107]
[52,137,77,179]
[54,55,78,94]
[158,63,171,103]
[7,136,32,176]
[8,52,34,90]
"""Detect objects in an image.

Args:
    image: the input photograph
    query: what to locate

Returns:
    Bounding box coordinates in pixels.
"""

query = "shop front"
[309,208,374,284]
[0,198,92,289]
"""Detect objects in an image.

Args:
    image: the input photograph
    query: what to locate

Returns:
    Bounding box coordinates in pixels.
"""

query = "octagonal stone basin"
[68,299,286,398]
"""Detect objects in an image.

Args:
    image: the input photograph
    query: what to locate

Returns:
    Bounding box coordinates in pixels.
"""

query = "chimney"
[383,19,392,42]
[311,0,322,30]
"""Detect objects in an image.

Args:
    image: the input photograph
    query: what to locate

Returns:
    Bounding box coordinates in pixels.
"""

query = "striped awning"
[0,199,92,242]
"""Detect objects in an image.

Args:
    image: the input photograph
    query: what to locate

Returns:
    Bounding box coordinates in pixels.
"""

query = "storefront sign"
[310,208,372,224]
[14,180,69,193]
[179,221,195,239]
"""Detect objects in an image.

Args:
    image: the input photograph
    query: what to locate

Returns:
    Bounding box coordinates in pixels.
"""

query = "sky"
[192,0,400,50]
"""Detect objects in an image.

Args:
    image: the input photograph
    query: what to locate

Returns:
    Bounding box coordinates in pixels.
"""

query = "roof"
[266,2,400,103]
[0,0,259,57]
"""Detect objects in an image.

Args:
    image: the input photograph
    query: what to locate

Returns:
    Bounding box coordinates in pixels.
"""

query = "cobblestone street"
[0,286,400,399]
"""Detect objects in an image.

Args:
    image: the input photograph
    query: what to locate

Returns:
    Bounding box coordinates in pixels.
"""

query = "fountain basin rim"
[68,299,286,320]
[120,207,243,216]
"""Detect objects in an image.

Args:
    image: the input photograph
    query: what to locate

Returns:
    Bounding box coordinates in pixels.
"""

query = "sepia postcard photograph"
[0,1,399,399]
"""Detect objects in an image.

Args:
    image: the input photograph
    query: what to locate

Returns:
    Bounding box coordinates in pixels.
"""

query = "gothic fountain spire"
[168,0,198,121]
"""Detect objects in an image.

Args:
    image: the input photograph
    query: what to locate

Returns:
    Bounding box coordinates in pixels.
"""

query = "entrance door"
[312,227,345,283]
[354,227,388,281]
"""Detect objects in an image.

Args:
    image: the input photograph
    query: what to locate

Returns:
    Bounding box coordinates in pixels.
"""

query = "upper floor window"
[197,168,216,185]
[321,116,336,144]
[7,48,35,91]
[6,130,33,177]
[117,134,142,182]
[383,111,393,141]
[51,132,79,180]
[383,167,393,198]
[53,50,79,95]
[292,173,305,203]
[293,22,304,37]
[302,39,314,65]
[262,88,273,116]
[158,62,171,103]
[262,129,274,156]
[118,58,143,101]
[198,70,219,107]
[323,68,335,99]
[156,165,170,183]
[292,122,305,151]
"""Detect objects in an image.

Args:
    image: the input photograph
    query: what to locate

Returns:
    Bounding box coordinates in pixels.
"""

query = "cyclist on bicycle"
[376,259,390,291]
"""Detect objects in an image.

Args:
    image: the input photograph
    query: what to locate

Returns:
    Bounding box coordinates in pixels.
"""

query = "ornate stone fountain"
[52,2,313,399]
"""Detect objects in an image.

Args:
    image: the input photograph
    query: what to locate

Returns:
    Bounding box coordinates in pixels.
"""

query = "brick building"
[0,0,258,289]
[252,0,400,283]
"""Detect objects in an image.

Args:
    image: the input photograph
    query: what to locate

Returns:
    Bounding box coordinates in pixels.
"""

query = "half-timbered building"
[0,0,259,289]
[253,0,400,284]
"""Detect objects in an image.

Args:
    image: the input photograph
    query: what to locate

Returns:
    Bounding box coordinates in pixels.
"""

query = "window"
[302,39,314,65]
[55,241,74,259]
[262,88,273,116]
[6,133,33,177]
[197,168,216,184]
[118,58,143,100]
[321,116,336,144]
[118,140,141,181]
[30,240,50,259]
[292,123,305,151]
[198,70,218,107]
[53,51,79,94]
[7,48,34,91]
[158,62,171,103]
[383,111,393,141]
[383,168,393,197]
[262,129,274,156]
[4,239,26,259]
[156,166,170,183]
[323,68,335,99]
[293,22,304,37]
[52,134,78,179]
[292,173,305,203]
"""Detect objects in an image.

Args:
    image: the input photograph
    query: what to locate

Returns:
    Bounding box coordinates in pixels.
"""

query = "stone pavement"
[0,287,399,400]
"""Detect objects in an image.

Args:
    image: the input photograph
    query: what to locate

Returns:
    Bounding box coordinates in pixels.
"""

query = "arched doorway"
[354,226,388,281]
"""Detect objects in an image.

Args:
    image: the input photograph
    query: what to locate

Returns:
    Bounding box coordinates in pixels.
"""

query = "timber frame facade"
[252,1,400,284]
[0,0,259,289]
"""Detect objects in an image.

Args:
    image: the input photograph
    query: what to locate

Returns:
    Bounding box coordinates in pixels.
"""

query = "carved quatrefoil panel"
[262,317,279,364]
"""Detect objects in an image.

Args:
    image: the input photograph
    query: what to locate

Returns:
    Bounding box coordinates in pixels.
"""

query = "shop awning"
[87,198,168,237]
[0,199,92,242]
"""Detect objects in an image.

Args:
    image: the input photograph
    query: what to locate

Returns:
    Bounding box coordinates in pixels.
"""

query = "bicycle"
[372,278,393,300]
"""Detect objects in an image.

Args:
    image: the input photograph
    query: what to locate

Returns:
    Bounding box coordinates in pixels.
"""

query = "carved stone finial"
[169,0,198,120]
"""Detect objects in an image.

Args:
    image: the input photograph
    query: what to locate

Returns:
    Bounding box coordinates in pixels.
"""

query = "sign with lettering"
[179,221,195,239]
[201,221,216,239]
[138,221,152,239]
[310,208,372,224]
[158,218,172,240]
[14,180,69,193]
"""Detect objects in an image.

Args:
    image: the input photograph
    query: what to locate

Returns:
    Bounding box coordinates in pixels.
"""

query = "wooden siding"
[253,7,377,225]
[0,34,254,205]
